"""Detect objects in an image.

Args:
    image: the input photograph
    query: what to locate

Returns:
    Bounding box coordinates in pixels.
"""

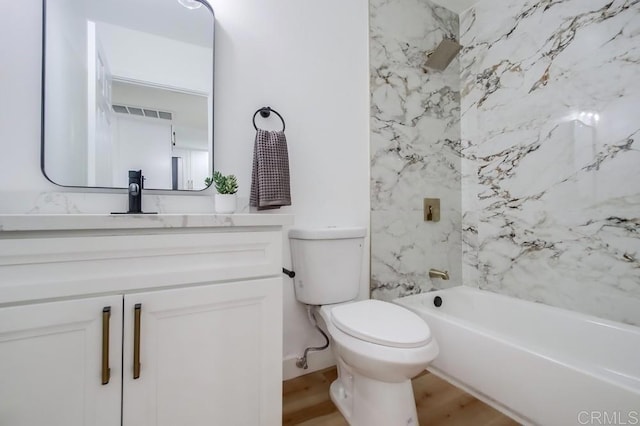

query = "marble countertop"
[0,213,294,232]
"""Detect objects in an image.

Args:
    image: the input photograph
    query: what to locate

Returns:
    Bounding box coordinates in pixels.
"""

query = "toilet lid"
[330,300,431,348]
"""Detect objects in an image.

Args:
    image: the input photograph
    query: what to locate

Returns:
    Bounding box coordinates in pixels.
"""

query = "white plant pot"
[214,193,237,214]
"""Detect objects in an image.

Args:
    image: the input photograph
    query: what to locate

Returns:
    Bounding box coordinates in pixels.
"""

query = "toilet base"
[329,365,419,426]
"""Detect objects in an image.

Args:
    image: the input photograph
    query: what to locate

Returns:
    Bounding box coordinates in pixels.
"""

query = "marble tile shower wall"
[460,0,640,325]
[369,0,462,300]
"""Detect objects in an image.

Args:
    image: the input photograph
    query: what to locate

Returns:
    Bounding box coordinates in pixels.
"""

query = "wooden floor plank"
[283,367,520,426]
[297,411,349,426]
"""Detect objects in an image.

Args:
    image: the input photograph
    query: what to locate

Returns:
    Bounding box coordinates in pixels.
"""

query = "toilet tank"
[289,227,366,305]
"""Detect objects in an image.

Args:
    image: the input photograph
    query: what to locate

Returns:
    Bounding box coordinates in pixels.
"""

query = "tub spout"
[429,268,449,280]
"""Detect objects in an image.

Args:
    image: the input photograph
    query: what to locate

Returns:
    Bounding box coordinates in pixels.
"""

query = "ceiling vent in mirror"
[143,109,159,118]
[112,104,173,121]
[112,105,128,114]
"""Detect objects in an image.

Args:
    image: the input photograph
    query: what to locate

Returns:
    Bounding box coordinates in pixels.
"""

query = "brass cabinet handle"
[133,303,142,379]
[101,307,111,385]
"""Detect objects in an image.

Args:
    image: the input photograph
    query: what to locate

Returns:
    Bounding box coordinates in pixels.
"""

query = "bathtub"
[395,286,640,426]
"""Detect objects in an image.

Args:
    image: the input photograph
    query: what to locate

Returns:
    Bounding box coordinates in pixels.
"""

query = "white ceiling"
[85,0,214,48]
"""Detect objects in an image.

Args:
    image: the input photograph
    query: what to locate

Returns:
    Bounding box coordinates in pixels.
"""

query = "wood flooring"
[283,367,520,426]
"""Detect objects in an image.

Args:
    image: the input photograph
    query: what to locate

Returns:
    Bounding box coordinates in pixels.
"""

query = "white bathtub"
[395,286,640,426]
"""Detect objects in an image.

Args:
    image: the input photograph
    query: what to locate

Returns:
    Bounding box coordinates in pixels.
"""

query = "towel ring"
[253,107,286,131]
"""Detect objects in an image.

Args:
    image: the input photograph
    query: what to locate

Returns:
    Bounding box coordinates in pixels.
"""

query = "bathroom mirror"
[41,0,214,190]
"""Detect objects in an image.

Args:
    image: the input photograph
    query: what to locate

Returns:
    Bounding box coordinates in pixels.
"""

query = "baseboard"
[282,349,336,381]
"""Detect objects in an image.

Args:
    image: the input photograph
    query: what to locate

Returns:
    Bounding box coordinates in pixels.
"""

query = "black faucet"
[110,170,156,215]
[128,170,144,213]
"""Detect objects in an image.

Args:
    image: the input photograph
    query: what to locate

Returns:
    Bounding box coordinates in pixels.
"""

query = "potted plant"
[206,171,238,214]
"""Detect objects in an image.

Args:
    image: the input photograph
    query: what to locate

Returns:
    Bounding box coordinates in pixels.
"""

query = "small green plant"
[205,171,238,194]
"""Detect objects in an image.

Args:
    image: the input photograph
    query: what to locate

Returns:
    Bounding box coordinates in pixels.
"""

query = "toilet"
[289,227,439,426]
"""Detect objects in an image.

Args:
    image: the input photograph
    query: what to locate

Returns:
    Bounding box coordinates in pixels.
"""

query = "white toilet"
[289,227,439,426]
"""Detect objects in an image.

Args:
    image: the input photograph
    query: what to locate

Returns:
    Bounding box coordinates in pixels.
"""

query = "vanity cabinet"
[0,216,290,426]
[122,278,281,426]
[0,295,123,426]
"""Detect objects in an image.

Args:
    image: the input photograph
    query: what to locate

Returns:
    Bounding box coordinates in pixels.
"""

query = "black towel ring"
[253,106,286,131]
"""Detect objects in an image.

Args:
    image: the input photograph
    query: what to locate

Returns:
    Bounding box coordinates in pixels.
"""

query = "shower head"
[424,38,462,71]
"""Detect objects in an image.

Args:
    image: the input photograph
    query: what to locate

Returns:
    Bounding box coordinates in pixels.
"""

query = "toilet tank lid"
[289,227,366,240]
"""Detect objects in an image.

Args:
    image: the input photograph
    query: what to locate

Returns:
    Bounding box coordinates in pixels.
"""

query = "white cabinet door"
[0,295,123,426]
[122,278,282,426]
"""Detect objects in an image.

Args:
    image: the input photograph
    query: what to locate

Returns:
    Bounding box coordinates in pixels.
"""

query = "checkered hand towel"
[250,129,292,210]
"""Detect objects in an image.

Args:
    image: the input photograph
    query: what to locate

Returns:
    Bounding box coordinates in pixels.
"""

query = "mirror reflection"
[42,0,214,190]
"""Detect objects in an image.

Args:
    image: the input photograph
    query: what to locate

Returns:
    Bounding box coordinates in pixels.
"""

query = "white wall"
[112,116,173,189]
[208,0,371,377]
[97,21,213,94]
[0,0,370,378]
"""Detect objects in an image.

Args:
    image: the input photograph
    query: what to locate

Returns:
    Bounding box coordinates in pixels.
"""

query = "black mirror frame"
[40,0,215,192]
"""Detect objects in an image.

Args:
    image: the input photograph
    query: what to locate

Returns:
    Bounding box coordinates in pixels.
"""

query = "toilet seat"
[330,300,432,348]
[319,301,440,383]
